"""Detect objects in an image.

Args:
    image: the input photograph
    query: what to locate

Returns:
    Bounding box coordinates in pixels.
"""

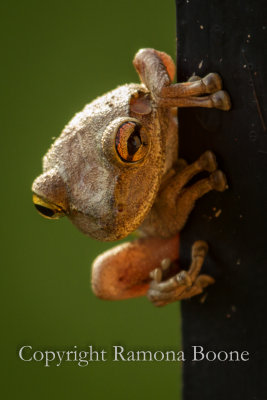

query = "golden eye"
[115,121,148,163]
[32,194,65,220]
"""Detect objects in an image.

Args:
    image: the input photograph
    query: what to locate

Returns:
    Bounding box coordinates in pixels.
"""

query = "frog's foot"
[147,241,214,307]
[133,48,231,111]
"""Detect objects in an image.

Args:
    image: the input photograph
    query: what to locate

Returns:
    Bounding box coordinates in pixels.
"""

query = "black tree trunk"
[176,1,267,399]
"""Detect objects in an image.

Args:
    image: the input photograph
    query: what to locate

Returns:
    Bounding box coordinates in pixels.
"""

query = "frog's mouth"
[32,168,69,220]
[32,193,66,220]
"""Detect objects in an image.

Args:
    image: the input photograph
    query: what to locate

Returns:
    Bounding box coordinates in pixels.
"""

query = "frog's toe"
[160,258,172,272]
[188,74,201,82]
[196,274,215,288]
[147,272,215,306]
[147,285,186,307]
[147,287,176,306]
[154,270,191,291]
[203,72,223,93]
[149,267,162,283]
[192,240,209,258]
[210,170,228,192]
[198,151,217,172]
[211,90,231,111]
[179,274,215,300]
[188,72,222,93]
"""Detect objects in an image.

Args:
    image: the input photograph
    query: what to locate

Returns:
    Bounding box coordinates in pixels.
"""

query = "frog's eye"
[32,194,65,220]
[115,121,148,163]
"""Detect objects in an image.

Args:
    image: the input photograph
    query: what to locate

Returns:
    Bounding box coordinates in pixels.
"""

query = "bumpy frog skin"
[32,49,230,306]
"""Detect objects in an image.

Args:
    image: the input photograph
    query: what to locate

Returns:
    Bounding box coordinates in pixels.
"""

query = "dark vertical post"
[176,0,267,398]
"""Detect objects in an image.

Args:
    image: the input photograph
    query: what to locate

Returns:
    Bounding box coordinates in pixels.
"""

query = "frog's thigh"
[91,235,179,300]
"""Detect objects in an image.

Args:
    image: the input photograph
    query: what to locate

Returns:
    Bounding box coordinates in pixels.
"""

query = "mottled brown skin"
[32,48,230,306]
[92,235,180,300]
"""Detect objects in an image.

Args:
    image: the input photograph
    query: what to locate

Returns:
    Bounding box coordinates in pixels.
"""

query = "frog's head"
[32,84,165,241]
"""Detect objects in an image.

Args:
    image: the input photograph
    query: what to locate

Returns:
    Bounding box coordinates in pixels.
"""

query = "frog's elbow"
[91,248,129,300]
[91,254,115,300]
[91,249,149,301]
[91,239,155,300]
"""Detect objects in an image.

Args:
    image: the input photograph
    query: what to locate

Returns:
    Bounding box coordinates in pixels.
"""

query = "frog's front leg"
[140,150,227,237]
[91,235,179,301]
[171,168,227,234]
[133,48,231,110]
[147,241,214,307]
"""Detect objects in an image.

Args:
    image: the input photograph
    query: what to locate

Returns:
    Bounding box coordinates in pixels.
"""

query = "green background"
[1,1,182,399]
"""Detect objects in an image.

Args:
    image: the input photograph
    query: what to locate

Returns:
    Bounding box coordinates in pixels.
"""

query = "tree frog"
[32,48,230,306]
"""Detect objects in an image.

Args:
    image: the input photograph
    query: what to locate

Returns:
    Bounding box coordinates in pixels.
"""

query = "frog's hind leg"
[147,240,215,306]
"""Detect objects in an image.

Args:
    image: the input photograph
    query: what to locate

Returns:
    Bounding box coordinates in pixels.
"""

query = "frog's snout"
[32,168,68,220]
